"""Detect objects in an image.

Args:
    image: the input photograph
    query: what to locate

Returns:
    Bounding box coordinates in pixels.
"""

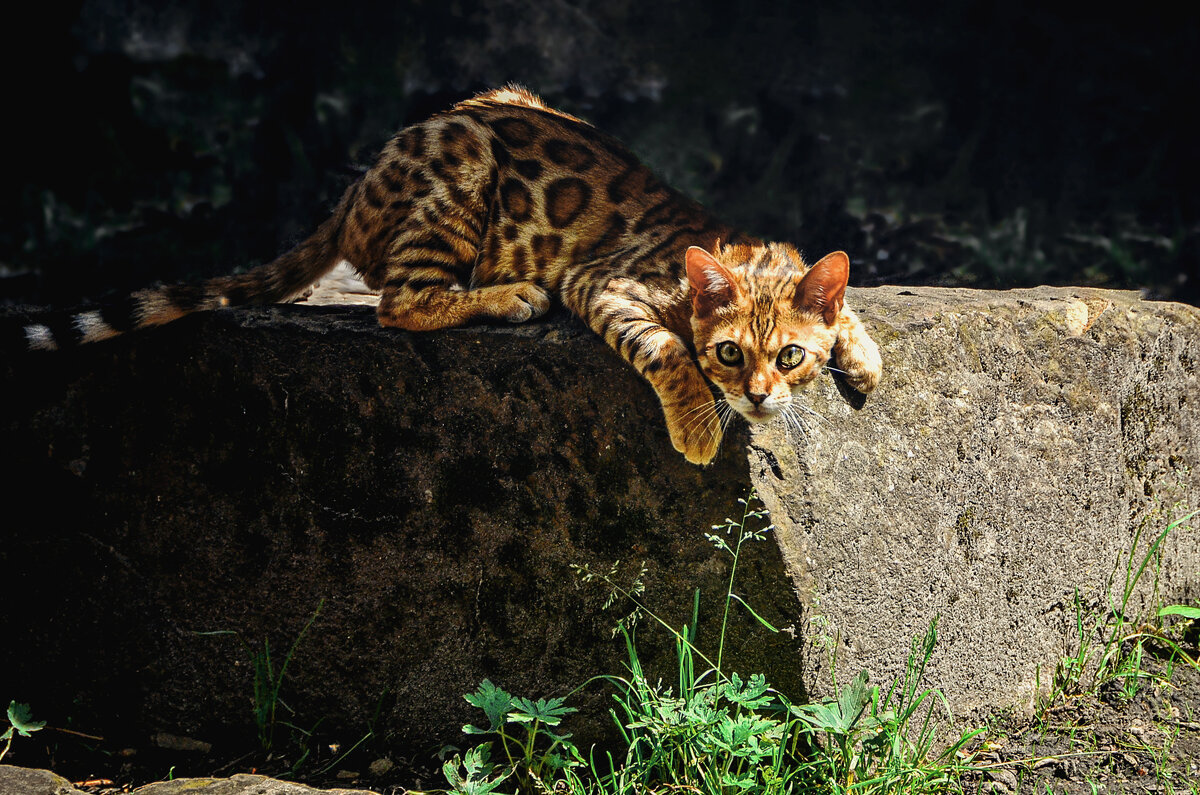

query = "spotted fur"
[13,86,881,464]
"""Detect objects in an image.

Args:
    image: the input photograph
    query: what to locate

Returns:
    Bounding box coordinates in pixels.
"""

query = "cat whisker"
[678,405,719,437]
[676,400,719,421]
[788,401,831,438]
[715,401,734,434]
[823,364,849,376]
[780,405,812,440]
[791,401,831,425]
[681,401,720,438]
[694,401,731,444]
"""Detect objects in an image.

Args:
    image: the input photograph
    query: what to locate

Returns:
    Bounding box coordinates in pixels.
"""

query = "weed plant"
[1044,509,1198,709]
[1,701,44,762]
[1014,508,1200,793]
[443,492,983,795]
[197,599,325,755]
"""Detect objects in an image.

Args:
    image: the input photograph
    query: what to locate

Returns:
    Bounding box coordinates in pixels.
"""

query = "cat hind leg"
[378,279,550,331]
[498,282,552,323]
[373,212,550,330]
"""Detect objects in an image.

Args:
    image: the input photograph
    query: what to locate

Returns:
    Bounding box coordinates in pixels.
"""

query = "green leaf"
[1159,605,1200,619]
[464,680,514,732]
[837,670,872,730]
[791,701,843,732]
[541,749,583,771]
[722,672,773,709]
[7,702,45,737]
[443,757,465,789]
[509,695,576,727]
[443,745,512,795]
[729,594,779,632]
[543,728,573,743]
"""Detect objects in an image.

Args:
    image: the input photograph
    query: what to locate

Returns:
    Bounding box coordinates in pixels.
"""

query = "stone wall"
[0,299,794,752]
[752,286,1200,719]
[2,283,1197,752]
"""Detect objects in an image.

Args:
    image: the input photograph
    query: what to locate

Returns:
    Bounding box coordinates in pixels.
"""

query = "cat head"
[686,242,847,424]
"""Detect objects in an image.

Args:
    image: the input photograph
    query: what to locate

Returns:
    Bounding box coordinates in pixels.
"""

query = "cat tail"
[4,181,360,354]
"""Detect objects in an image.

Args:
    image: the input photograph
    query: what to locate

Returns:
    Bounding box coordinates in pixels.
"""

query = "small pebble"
[369,758,395,776]
[987,769,1019,790]
[150,732,212,753]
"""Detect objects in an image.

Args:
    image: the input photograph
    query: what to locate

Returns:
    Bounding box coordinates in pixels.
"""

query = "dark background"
[3,0,1198,307]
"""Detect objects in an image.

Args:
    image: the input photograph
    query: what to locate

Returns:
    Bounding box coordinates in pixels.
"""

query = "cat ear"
[795,250,849,325]
[686,246,739,317]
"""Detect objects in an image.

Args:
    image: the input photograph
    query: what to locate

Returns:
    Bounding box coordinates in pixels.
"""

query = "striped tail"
[6,181,359,354]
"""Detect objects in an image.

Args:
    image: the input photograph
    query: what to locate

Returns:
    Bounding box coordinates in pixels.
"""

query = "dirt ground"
[960,638,1200,794]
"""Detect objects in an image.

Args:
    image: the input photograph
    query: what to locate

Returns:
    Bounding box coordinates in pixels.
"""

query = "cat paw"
[665,401,724,465]
[835,335,883,394]
[499,283,552,323]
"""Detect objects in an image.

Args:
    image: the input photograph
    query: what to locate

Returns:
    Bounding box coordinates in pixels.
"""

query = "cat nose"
[747,391,768,406]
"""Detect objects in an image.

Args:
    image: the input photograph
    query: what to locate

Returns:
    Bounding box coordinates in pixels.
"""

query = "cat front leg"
[650,351,725,465]
[832,306,882,393]
[585,297,723,464]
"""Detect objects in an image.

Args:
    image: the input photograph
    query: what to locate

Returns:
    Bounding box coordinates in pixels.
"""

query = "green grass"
[443,619,983,795]
[1043,509,1199,711]
[197,598,325,755]
[442,492,984,795]
[156,493,1192,793]
[439,497,1200,795]
[991,507,1200,792]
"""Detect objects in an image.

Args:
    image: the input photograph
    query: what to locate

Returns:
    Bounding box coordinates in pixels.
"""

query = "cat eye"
[715,341,743,366]
[776,345,806,370]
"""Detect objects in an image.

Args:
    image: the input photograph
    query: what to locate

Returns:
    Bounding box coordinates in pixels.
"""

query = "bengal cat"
[15,86,882,465]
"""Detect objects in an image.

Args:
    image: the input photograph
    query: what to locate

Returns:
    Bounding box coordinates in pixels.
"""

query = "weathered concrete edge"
[752,284,1200,721]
